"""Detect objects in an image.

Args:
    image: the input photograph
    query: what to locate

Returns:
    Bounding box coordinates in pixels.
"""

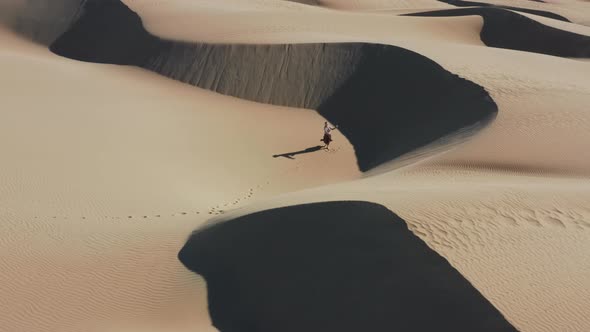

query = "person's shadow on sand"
[272,145,323,159]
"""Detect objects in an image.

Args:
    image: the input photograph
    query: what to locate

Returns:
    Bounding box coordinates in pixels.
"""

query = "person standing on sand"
[321,121,338,150]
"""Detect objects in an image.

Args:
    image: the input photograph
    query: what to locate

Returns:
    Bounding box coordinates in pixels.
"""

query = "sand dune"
[0,26,358,332]
[302,0,453,10]
[225,169,590,332]
[0,0,84,44]
[53,0,590,175]
[415,46,590,176]
[407,7,590,58]
[440,0,590,25]
[2,0,590,331]
[179,201,516,332]
[51,0,496,171]
[121,0,482,44]
[438,0,571,21]
[516,11,590,36]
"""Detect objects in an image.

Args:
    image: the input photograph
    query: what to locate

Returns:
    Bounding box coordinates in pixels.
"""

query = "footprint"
[524,216,541,227]
[498,214,518,226]
[544,216,566,228]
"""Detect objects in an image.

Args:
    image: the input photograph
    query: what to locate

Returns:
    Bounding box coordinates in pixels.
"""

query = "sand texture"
[1,0,590,331]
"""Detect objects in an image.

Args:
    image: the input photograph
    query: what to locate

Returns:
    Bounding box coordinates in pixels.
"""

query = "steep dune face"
[315,45,495,171]
[0,27,359,332]
[418,45,590,176]
[51,0,496,171]
[3,0,590,332]
[0,0,84,44]
[229,170,590,332]
[440,0,590,25]
[406,8,590,58]
[57,0,590,176]
[179,201,516,332]
[438,0,571,21]
[307,0,452,10]
[287,0,321,5]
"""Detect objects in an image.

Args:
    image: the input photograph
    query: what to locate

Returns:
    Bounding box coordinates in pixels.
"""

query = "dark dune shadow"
[273,145,323,159]
[315,45,495,171]
[406,8,590,58]
[50,0,160,65]
[286,0,322,5]
[178,201,517,332]
[365,111,496,176]
[50,0,497,172]
[438,0,570,21]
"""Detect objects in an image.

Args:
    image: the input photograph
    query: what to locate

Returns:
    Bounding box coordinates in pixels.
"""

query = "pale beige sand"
[231,169,590,332]
[517,11,590,35]
[0,0,83,44]
[0,27,358,332]
[122,0,483,44]
[304,0,452,10]
[450,0,590,25]
[2,0,590,331]
[128,1,590,177]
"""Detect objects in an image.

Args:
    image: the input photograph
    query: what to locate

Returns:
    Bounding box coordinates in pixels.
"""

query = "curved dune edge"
[50,0,497,172]
[0,26,360,332]
[108,0,590,175]
[224,168,590,332]
[2,1,590,332]
[287,0,321,5]
[438,0,570,21]
[514,11,590,37]
[406,7,590,58]
[0,0,84,45]
[179,201,517,332]
[291,0,453,10]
